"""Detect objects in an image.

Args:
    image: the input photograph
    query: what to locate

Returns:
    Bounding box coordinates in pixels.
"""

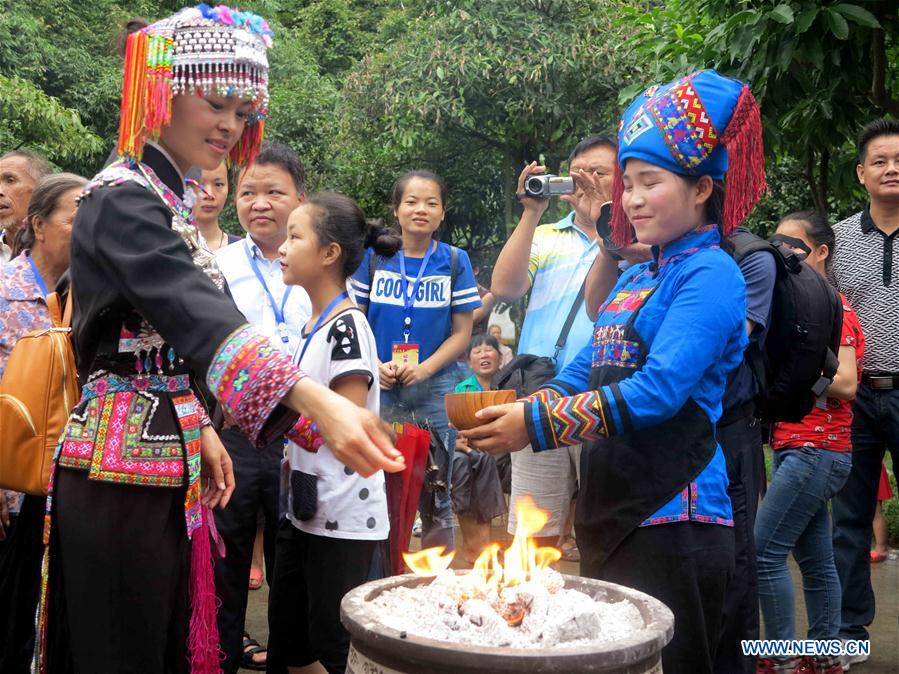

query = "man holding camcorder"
[491,135,649,553]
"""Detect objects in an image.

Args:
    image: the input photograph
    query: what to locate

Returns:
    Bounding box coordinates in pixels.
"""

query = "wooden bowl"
[444,389,517,431]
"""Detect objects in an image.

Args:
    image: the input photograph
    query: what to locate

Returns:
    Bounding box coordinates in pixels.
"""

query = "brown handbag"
[0,291,79,495]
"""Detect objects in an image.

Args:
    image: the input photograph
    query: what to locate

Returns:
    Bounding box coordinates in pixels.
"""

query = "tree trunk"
[503,149,516,229]
[805,148,829,216]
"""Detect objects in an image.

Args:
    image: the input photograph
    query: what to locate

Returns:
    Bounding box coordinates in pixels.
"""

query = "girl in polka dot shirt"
[267,192,401,673]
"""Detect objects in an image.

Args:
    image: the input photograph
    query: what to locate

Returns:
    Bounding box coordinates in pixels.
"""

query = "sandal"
[242,632,267,671]
[249,566,264,590]
[558,538,580,563]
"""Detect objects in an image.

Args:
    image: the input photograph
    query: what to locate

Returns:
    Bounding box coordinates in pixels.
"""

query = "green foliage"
[0,74,103,164]
[334,0,637,252]
[263,27,339,179]
[1,0,894,250]
[624,0,898,218]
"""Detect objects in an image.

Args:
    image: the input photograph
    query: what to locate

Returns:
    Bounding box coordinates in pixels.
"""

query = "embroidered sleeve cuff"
[524,390,609,451]
[196,402,212,428]
[521,384,568,405]
[286,415,325,453]
[207,325,304,447]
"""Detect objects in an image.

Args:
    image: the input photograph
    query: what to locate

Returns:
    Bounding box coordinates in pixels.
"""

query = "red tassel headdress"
[117,4,273,167]
[611,71,767,246]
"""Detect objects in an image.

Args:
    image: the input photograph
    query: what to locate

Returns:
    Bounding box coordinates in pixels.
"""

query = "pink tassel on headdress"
[229,119,265,167]
[609,160,631,247]
[720,86,767,234]
[188,506,222,674]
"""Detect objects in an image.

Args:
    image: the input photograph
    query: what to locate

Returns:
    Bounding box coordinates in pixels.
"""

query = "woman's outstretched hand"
[286,379,405,477]
[459,402,529,455]
[200,426,236,509]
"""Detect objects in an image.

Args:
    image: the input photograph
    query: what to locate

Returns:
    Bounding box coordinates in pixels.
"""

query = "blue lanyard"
[243,241,293,343]
[397,241,436,342]
[296,292,349,367]
[26,253,49,297]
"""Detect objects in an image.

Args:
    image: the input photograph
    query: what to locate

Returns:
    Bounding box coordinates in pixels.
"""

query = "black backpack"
[731,231,843,423]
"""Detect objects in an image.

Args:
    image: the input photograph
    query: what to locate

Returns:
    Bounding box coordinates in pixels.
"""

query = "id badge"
[392,342,420,366]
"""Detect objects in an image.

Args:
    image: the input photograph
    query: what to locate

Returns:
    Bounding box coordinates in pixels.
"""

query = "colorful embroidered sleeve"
[521,342,594,449]
[78,183,305,448]
[207,325,304,446]
[524,389,610,449]
[196,401,212,427]
[286,415,325,453]
[523,255,746,449]
[600,259,745,433]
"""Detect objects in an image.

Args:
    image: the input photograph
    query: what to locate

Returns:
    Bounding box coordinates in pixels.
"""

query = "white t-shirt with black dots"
[286,307,389,540]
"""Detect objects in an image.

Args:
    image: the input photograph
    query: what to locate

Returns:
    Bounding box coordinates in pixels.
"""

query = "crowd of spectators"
[2,114,899,674]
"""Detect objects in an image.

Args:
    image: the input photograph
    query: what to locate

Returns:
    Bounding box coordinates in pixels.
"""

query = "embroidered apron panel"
[58,374,193,488]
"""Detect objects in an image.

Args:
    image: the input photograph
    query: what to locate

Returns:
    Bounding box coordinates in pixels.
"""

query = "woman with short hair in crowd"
[755,211,864,674]
[0,171,86,673]
[452,333,511,565]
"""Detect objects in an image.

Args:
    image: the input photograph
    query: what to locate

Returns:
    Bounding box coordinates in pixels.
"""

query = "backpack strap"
[62,287,73,328]
[729,230,774,264]
[553,279,587,360]
[46,292,64,328]
[449,244,459,286]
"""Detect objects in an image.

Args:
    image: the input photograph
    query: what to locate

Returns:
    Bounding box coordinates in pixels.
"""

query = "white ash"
[370,572,646,649]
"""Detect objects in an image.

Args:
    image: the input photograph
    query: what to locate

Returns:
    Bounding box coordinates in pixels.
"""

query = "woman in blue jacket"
[463,70,766,673]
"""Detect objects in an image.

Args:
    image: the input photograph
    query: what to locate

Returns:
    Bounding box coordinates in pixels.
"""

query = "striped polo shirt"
[831,207,899,373]
[517,213,598,371]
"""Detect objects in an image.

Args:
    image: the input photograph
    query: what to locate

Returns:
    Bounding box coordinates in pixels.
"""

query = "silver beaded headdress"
[117,3,273,164]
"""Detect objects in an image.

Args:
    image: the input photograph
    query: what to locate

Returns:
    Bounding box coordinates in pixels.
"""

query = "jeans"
[756,446,852,641]
[381,367,460,549]
[832,384,899,640]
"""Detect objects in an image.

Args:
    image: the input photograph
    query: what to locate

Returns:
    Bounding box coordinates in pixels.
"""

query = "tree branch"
[806,148,825,216]
[870,28,899,116]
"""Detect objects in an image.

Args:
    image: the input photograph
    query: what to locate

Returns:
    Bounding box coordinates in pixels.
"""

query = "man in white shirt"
[213,142,311,674]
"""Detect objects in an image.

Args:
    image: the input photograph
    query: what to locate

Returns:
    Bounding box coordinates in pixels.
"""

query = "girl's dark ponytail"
[365,223,402,258]
[306,192,401,278]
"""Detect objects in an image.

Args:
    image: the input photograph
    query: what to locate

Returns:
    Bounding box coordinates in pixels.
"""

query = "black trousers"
[832,385,899,640]
[714,409,764,674]
[0,495,44,674]
[49,468,190,674]
[582,522,734,674]
[266,523,378,674]
[214,428,284,674]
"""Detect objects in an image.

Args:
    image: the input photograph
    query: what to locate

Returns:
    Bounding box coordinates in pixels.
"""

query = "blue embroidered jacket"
[523,226,747,526]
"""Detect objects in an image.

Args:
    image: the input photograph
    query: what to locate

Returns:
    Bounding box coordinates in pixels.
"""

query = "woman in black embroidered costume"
[35,6,403,674]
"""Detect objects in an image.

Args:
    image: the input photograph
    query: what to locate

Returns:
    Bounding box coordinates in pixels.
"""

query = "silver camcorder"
[523,174,575,199]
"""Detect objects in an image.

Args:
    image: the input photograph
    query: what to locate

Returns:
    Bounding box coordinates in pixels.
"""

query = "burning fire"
[403,497,563,625]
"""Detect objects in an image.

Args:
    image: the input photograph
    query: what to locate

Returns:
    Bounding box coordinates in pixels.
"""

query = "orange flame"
[403,546,455,576]
[409,496,561,603]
